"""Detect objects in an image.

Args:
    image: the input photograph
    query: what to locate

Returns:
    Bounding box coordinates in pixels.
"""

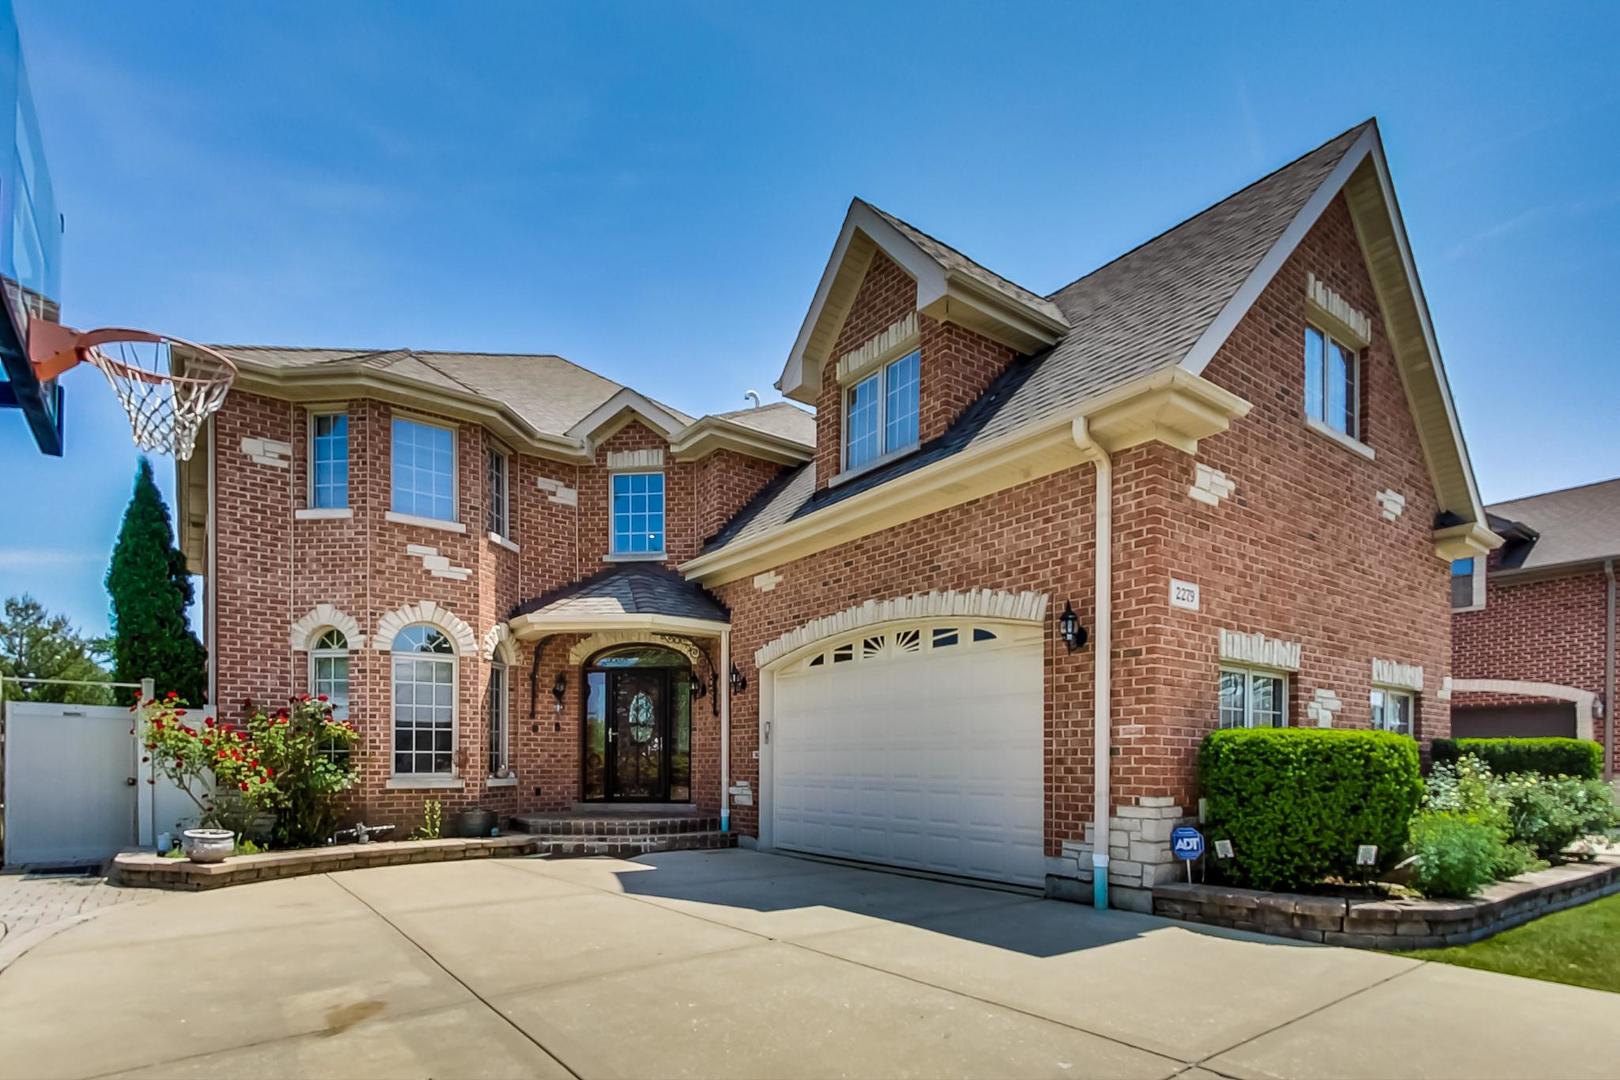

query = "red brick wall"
[1453,568,1614,766]
[209,394,776,830]
[717,191,1454,849]
[1130,193,1455,807]
[697,450,785,546]
[812,249,1016,489]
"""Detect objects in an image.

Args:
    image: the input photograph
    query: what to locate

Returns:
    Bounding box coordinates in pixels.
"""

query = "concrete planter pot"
[182,828,235,863]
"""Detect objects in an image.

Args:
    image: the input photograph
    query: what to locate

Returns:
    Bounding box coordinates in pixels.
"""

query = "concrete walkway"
[0,849,1615,1079]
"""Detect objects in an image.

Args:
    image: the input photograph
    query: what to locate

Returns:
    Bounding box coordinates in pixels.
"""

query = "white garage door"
[770,621,1044,886]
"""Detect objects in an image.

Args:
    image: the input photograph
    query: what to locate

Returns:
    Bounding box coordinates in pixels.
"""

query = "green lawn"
[1403,892,1620,993]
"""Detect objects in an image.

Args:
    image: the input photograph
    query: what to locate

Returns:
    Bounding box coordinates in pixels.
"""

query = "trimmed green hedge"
[1430,737,1602,780]
[1199,728,1423,890]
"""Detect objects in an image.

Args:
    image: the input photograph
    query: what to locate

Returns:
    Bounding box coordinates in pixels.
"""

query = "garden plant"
[140,692,359,848]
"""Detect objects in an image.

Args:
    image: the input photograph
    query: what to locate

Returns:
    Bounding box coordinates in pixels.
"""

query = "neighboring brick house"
[1451,478,1620,776]
[178,118,1498,910]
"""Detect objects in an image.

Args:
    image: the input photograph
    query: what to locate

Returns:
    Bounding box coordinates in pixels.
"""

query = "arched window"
[310,628,350,721]
[392,626,456,777]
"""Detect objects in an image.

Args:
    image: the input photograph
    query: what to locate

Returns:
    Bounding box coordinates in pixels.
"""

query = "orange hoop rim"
[30,321,237,385]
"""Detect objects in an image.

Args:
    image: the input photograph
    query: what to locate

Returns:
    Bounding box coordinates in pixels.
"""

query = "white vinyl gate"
[769,620,1044,886]
[1,697,205,867]
[2,701,138,866]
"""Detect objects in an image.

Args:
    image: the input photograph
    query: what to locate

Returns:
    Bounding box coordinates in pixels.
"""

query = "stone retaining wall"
[1152,855,1620,948]
[113,836,544,891]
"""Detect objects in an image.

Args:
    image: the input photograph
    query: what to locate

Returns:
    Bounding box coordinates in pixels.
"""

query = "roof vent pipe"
[744,390,761,409]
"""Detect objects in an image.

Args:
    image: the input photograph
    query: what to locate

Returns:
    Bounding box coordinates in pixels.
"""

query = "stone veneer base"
[1151,855,1620,948]
[112,830,736,891]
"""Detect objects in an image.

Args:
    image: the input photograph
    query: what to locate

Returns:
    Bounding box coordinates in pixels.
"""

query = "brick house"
[1451,478,1619,776]
[177,118,1497,909]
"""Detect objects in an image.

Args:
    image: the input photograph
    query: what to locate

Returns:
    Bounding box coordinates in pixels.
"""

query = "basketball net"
[31,324,236,461]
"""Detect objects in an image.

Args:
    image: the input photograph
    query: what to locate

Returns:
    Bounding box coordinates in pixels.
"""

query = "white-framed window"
[1219,666,1288,729]
[310,628,350,721]
[391,417,456,521]
[844,348,920,472]
[487,663,508,777]
[310,628,350,763]
[486,445,510,539]
[611,471,665,555]
[391,625,456,776]
[1304,326,1360,440]
[1371,687,1415,736]
[1451,557,1480,611]
[310,412,349,509]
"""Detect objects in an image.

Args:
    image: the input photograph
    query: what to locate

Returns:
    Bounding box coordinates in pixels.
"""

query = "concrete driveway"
[0,849,1615,1080]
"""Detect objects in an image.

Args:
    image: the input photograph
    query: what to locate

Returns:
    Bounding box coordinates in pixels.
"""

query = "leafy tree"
[0,595,113,704]
[106,458,207,704]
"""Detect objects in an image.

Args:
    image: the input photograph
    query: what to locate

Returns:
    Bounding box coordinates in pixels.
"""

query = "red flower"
[174,709,187,716]
[317,694,328,702]
[204,717,215,728]
[166,691,178,700]
[263,766,275,778]
[239,781,249,792]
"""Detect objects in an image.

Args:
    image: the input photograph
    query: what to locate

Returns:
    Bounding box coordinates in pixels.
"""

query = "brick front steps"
[1152,854,1620,948]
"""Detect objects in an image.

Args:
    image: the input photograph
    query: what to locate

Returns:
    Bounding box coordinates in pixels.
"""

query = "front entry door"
[582,644,695,803]
[609,669,667,799]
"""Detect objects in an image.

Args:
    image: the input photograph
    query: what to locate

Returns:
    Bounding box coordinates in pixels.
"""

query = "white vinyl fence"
[1,686,209,867]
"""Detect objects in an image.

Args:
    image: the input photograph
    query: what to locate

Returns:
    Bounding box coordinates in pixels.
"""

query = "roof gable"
[1174,122,1492,543]
[776,199,1069,403]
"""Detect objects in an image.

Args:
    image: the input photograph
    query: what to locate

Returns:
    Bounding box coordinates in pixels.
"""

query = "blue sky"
[2,2,1616,637]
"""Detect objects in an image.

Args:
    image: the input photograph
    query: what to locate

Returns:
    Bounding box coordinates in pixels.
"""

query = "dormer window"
[844,348,919,473]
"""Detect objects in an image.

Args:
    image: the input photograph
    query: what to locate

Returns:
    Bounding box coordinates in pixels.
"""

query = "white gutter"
[720,628,732,832]
[1072,419,1112,910]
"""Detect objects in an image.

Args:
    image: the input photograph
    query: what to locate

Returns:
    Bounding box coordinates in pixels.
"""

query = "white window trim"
[486,444,512,540]
[1370,686,1417,737]
[609,470,667,558]
[390,415,459,524]
[488,662,510,779]
[388,627,460,781]
[1451,557,1486,613]
[1219,665,1291,729]
[1303,324,1370,455]
[307,409,351,511]
[839,348,920,482]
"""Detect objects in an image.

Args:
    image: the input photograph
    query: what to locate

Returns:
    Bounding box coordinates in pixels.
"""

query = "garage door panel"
[772,627,1044,886]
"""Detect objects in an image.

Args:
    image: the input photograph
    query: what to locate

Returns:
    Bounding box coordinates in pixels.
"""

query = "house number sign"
[1169,578,1200,611]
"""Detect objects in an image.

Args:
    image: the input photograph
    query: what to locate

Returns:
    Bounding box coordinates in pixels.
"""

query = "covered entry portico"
[508,563,735,823]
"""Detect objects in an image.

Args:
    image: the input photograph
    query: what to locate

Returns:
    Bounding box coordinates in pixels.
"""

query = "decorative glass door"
[581,644,694,802]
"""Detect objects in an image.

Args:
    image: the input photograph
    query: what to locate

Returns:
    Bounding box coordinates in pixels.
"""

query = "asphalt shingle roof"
[1488,478,1620,572]
[511,563,729,623]
[210,345,694,437]
[713,401,816,446]
[705,123,1369,555]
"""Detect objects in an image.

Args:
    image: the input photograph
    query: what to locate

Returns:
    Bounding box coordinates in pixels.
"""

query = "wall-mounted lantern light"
[551,672,567,713]
[729,663,748,695]
[1059,601,1087,652]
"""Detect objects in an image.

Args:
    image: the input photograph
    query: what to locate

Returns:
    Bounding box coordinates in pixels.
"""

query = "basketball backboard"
[0,0,64,455]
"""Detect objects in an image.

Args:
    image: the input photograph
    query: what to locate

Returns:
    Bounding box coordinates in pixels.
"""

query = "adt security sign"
[1171,826,1205,882]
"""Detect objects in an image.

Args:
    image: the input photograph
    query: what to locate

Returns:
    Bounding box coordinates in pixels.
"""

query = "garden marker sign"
[1171,825,1205,883]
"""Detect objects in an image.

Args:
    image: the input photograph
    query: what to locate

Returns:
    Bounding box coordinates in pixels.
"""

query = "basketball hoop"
[29,321,235,461]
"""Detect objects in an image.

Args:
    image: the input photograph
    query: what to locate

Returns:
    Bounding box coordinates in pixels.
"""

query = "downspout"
[1606,560,1615,781]
[720,629,732,833]
[1072,419,1112,910]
